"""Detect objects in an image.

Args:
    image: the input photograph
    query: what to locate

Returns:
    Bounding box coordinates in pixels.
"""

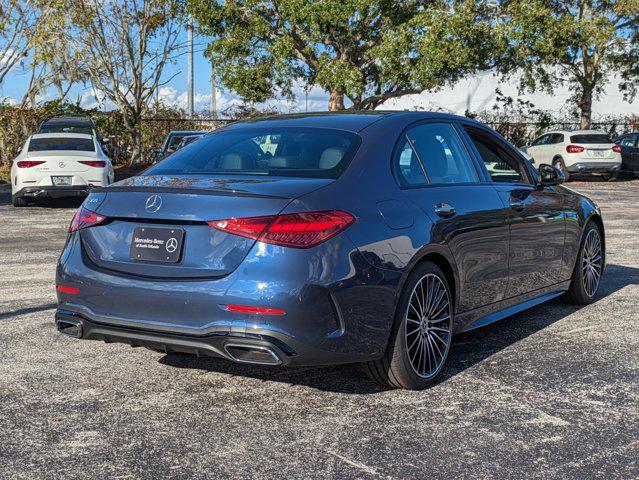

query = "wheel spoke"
[404,273,453,379]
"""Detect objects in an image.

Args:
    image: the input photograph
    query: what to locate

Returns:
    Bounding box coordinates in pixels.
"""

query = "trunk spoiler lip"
[92,185,290,200]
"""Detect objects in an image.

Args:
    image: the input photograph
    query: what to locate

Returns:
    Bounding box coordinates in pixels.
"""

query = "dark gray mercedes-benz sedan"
[55,112,604,389]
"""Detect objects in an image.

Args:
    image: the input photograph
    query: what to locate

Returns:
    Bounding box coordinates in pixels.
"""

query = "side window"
[549,133,564,144]
[619,135,636,147]
[394,137,427,186]
[465,129,529,184]
[406,123,479,184]
[531,135,548,146]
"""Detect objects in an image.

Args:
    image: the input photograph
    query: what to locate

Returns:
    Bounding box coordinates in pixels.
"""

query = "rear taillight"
[79,160,106,168]
[566,145,585,154]
[16,160,46,168]
[612,145,622,153]
[209,210,355,248]
[69,206,107,232]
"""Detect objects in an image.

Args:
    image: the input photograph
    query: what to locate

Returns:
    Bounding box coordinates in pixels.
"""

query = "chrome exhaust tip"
[56,319,82,338]
[224,343,282,366]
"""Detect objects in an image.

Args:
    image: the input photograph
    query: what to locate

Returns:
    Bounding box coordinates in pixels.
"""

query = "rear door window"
[404,123,479,184]
[28,137,95,152]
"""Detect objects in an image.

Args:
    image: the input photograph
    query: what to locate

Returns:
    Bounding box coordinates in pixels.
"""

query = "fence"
[1,105,638,167]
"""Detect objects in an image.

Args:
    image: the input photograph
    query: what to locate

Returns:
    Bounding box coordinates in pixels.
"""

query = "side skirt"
[455,280,571,333]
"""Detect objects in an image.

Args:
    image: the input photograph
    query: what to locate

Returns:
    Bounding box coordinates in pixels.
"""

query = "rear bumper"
[54,307,374,367]
[567,162,621,173]
[15,185,93,199]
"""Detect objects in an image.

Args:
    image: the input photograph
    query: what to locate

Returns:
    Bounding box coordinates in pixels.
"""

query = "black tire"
[364,262,453,390]
[563,221,603,305]
[12,195,28,207]
[553,157,570,181]
[601,172,617,181]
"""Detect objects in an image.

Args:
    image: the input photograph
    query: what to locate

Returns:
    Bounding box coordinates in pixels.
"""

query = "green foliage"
[188,0,499,110]
[495,0,639,128]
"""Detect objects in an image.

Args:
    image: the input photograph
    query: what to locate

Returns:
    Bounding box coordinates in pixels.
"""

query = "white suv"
[11,133,114,207]
[524,130,622,181]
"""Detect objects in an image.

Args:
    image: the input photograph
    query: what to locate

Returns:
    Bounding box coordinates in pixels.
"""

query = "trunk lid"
[29,151,96,173]
[80,175,332,279]
[578,143,615,160]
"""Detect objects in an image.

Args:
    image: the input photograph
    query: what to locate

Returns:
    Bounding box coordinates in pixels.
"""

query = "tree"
[65,0,185,164]
[496,0,639,129]
[188,0,499,111]
[0,0,61,88]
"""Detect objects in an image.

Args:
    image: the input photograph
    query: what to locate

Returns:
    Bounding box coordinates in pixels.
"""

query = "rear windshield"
[147,127,360,179]
[38,125,94,135]
[29,137,95,152]
[570,134,612,144]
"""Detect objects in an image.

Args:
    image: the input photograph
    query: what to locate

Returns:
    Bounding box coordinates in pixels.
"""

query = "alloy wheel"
[404,273,452,379]
[582,229,602,297]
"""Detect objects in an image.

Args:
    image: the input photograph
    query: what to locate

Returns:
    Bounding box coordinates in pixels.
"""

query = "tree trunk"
[328,90,345,111]
[578,84,593,130]
[129,129,142,167]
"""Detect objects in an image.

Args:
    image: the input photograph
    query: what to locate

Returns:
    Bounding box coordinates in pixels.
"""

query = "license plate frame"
[51,176,72,186]
[589,149,605,158]
[130,227,185,263]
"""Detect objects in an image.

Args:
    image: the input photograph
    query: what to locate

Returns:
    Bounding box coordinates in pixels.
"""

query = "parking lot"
[0,180,637,479]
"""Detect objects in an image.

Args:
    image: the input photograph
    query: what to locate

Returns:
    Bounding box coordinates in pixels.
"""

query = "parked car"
[524,130,622,181]
[55,112,605,389]
[613,132,639,178]
[153,130,208,162]
[11,133,114,207]
[175,133,206,151]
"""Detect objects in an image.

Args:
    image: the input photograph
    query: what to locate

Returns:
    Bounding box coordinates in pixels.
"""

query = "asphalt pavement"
[0,180,637,479]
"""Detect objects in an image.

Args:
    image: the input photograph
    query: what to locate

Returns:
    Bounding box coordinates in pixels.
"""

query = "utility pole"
[211,63,217,119]
[187,17,194,117]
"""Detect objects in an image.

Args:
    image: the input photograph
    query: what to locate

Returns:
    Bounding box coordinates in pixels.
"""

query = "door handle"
[434,203,456,218]
[509,199,525,211]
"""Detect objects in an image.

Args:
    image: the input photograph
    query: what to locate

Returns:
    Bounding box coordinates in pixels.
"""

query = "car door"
[527,134,549,164]
[395,121,511,313]
[545,133,565,163]
[462,126,566,298]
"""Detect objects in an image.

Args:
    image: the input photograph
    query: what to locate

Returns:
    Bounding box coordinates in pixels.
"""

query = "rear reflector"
[57,285,79,294]
[17,161,46,168]
[69,206,107,232]
[566,145,585,154]
[612,145,622,153]
[79,160,107,168]
[224,305,286,315]
[209,210,355,248]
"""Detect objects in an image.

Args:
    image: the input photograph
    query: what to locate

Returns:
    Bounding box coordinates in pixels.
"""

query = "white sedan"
[11,133,114,207]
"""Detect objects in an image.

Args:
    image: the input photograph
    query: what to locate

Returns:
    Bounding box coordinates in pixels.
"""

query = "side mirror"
[537,163,564,187]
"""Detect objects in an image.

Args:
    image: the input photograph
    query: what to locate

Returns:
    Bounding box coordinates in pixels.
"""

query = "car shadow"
[158,263,638,394]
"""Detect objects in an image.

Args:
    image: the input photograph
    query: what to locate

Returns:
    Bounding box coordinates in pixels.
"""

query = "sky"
[1,28,637,118]
[0,30,330,114]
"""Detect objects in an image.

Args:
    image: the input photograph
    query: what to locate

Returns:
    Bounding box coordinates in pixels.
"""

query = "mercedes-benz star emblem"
[145,194,162,213]
[165,237,178,253]
[58,161,66,168]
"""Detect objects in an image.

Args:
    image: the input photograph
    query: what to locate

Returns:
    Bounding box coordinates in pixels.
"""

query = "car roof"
[168,130,208,135]
[40,116,95,126]
[219,111,479,133]
[544,129,607,135]
[30,133,95,140]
